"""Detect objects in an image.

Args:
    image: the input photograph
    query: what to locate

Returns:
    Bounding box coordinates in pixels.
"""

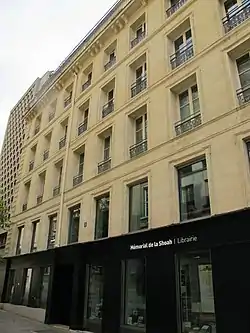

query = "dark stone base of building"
[2,208,250,333]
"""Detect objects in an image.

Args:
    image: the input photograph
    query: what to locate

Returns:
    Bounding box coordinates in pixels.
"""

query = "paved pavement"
[0,309,68,333]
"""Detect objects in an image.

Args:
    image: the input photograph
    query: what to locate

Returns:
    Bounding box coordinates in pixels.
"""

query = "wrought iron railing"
[78,118,88,136]
[104,56,116,71]
[82,79,91,91]
[73,173,83,187]
[236,86,250,105]
[131,30,146,48]
[166,0,188,17]
[59,136,66,149]
[98,158,111,174]
[53,185,60,197]
[130,140,148,158]
[175,112,201,136]
[170,44,194,69]
[29,160,34,171]
[64,95,72,108]
[222,2,250,33]
[131,75,147,97]
[43,149,49,161]
[102,99,114,118]
[37,194,43,205]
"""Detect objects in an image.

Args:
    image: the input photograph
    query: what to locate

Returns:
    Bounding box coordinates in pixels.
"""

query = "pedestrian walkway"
[0,309,68,333]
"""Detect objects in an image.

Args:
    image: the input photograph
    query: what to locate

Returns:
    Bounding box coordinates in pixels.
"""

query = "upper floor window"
[129,180,148,232]
[30,220,39,252]
[166,0,189,17]
[122,258,146,328]
[101,79,115,118]
[82,65,93,92]
[170,29,193,69]
[78,101,89,136]
[130,113,148,158]
[0,232,7,249]
[64,85,73,108]
[68,205,80,244]
[236,53,250,104]
[104,41,117,71]
[131,61,147,98]
[16,225,24,255]
[73,151,84,187]
[95,194,109,240]
[130,15,146,49]
[47,215,57,249]
[222,0,250,33]
[178,159,210,221]
[175,84,201,136]
[98,133,112,174]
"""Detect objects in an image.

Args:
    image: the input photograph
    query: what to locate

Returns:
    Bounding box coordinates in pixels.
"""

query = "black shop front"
[2,207,250,333]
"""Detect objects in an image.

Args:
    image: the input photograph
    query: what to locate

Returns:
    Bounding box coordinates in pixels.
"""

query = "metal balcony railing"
[98,158,111,174]
[64,95,72,108]
[22,203,27,212]
[104,56,116,71]
[29,160,34,171]
[131,75,147,98]
[53,185,60,197]
[73,173,83,187]
[43,149,49,161]
[237,86,250,105]
[82,79,91,91]
[37,194,43,205]
[78,118,88,136]
[59,136,66,150]
[130,139,148,158]
[49,111,55,122]
[131,30,146,48]
[222,2,250,33]
[34,125,40,135]
[170,44,194,69]
[166,0,188,17]
[102,99,114,118]
[175,112,202,136]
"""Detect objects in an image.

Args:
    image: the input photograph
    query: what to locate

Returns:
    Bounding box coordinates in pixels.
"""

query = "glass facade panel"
[47,215,57,249]
[129,182,148,232]
[22,268,33,306]
[178,251,216,333]
[123,258,146,328]
[87,265,104,321]
[95,195,109,240]
[40,267,51,309]
[178,159,210,221]
[68,205,80,244]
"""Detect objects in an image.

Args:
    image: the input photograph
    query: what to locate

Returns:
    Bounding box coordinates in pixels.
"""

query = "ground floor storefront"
[2,208,250,333]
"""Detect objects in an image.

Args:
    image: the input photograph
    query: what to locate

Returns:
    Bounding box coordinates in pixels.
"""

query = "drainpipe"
[56,71,78,247]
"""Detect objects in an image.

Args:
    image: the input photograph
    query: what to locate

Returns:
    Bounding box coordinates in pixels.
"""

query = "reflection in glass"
[68,205,80,244]
[123,258,146,328]
[178,159,210,221]
[129,182,148,232]
[87,265,104,321]
[22,268,33,306]
[40,267,51,309]
[178,252,216,333]
[95,195,109,240]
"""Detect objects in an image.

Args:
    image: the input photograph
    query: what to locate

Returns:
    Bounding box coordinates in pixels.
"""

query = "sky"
[0,0,116,150]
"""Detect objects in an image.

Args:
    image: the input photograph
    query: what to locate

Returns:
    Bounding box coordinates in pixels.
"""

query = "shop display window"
[177,251,216,333]
[122,258,146,328]
[86,265,104,321]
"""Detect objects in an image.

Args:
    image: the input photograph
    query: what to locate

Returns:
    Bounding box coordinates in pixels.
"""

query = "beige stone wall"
[7,0,250,256]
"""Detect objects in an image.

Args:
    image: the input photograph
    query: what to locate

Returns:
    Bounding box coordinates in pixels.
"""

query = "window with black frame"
[95,194,109,240]
[68,205,80,244]
[129,181,148,232]
[86,265,104,321]
[177,251,216,333]
[178,159,210,221]
[122,258,146,328]
[47,215,57,249]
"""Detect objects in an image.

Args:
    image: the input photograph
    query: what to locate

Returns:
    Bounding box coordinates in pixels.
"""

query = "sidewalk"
[0,309,69,333]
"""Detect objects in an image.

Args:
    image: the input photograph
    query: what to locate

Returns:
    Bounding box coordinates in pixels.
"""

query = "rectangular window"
[178,159,210,221]
[174,29,192,53]
[86,265,104,321]
[95,194,109,240]
[79,153,85,175]
[40,267,51,309]
[16,225,24,255]
[68,205,80,244]
[135,114,147,143]
[22,268,33,306]
[47,215,57,249]
[179,85,200,121]
[236,53,250,102]
[30,220,39,252]
[122,258,146,328]
[177,251,216,333]
[103,137,111,161]
[129,181,148,232]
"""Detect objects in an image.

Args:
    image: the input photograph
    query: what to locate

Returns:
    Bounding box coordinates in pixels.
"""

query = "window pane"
[239,70,250,88]
[175,36,184,52]
[236,54,250,74]
[95,195,109,239]
[123,259,146,328]
[178,252,216,333]
[22,268,33,306]
[87,265,104,320]
[178,160,210,221]
[40,267,51,309]
[129,182,148,232]
[68,206,80,244]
